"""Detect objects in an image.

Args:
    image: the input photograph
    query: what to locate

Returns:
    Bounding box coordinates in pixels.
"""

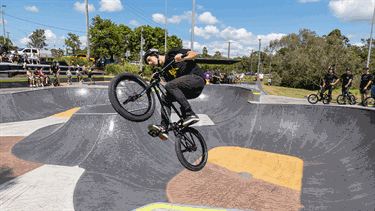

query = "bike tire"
[322,94,330,104]
[308,94,319,104]
[175,127,208,172]
[337,94,346,105]
[349,95,357,105]
[108,73,155,122]
[364,97,375,107]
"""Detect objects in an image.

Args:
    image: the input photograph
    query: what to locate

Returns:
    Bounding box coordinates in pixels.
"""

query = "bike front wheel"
[108,73,155,122]
[349,95,357,105]
[337,94,347,105]
[307,94,319,104]
[175,127,208,171]
[364,97,375,107]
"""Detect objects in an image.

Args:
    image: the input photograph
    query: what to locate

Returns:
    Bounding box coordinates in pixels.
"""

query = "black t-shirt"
[51,64,59,73]
[162,48,205,82]
[324,73,338,85]
[360,74,373,89]
[341,73,353,86]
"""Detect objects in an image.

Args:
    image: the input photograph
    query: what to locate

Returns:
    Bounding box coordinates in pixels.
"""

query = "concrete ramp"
[6,85,375,211]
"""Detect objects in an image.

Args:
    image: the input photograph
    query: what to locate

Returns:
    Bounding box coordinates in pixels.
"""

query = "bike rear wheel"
[364,97,375,107]
[175,127,208,171]
[349,95,357,105]
[108,73,155,122]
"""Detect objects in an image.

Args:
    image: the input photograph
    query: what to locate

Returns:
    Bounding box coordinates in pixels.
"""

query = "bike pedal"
[148,130,159,137]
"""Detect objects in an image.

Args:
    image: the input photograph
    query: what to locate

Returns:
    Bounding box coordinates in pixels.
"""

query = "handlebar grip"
[181,53,189,58]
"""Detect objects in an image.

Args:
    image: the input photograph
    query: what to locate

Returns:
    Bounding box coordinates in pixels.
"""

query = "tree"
[0,36,15,53]
[65,33,82,55]
[27,29,48,49]
[89,15,132,61]
[51,48,64,57]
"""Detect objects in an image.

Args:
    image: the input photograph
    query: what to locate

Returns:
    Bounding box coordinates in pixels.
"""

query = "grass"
[261,84,364,101]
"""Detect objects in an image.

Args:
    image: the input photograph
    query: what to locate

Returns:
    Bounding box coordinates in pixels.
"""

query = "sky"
[1,0,374,58]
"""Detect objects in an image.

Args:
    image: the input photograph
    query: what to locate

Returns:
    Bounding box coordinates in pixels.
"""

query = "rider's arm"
[347,79,352,86]
[175,51,198,62]
[333,78,340,85]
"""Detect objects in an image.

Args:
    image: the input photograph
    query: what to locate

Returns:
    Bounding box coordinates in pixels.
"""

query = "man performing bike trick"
[320,66,339,102]
[143,48,206,140]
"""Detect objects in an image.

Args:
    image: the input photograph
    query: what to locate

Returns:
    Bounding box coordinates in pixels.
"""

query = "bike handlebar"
[150,53,189,82]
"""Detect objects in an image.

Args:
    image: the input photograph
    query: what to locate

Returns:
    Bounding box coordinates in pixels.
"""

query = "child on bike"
[143,48,206,140]
[320,66,339,102]
[341,67,353,96]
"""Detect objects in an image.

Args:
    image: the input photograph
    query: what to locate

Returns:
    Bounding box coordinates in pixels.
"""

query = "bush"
[55,56,94,67]
[104,62,154,76]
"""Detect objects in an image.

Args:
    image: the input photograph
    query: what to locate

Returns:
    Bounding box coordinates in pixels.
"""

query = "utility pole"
[250,49,253,75]
[228,41,232,59]
[258,39,261,76]
[190,0,195,50]
[85,0,90,61]
[165,0,167,53]
[367,3,375,68]
[140,26,144,71]
[1,5,6,45]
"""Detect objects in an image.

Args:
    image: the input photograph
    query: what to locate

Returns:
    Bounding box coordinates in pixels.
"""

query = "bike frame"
[127,57,187,133]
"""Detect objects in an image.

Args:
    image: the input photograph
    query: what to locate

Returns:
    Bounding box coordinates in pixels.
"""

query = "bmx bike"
[108,53,208,172]
[307,81,330,104]
[363,97,375,107]
[336,91,357,105]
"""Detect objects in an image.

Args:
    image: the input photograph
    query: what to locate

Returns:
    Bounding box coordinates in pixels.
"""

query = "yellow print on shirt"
[169,67,178,78]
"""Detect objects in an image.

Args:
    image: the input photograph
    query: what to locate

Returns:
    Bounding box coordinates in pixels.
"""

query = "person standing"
[340,67,353,96]
[359,67,373,105]
[320,67,339,102]
[49,61,61,86]
[66,67,73,85]
[204,70,211,84]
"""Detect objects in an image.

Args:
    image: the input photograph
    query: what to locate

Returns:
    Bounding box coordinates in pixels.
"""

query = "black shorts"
[360,88,369,95]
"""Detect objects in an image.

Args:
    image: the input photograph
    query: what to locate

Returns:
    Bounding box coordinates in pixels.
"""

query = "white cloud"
[197,5,204,10]
[299,0,320,3]
[25,6,39,12]
[99,0,123,12]
[80,36,87,47]
[353,42,364,47]
[190,25,220,39]
[256,33,287,45]
[152,13,182,24]
[197,12,220,24]
[74,1,95,13]
[129,20,140,26]
[0,19,8,25]
[220,27,253,40]
[168,15,182,23]
[44,29,65,45]
[19,37,31,45]
[329,0,375,23]
[346,34,357,40]
[153,10,220,25]
[183,40,204,52]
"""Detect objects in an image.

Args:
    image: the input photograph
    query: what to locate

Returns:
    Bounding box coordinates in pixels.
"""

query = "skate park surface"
[0,81,374,211]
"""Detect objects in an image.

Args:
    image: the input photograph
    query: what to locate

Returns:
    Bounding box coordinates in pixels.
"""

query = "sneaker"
[148,124,168,140]
[183,114,200,127]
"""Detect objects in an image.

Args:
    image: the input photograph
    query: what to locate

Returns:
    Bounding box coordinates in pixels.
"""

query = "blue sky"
[1,0,374,58]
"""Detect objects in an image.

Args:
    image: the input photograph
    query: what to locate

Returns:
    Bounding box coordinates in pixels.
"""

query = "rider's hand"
[330,83,334,86]
[174,54,183,63]
[345,85,348,88]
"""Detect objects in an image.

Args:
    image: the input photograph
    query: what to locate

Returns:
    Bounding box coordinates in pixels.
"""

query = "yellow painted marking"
[52,107,81,117]
[136,203,230,211]
[253,92,261,95]
[207,146,303,191]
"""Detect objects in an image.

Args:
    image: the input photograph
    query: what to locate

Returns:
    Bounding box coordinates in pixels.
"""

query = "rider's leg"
[320,86,327,100]
[163,75,205,126]
[327,86,333,101]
